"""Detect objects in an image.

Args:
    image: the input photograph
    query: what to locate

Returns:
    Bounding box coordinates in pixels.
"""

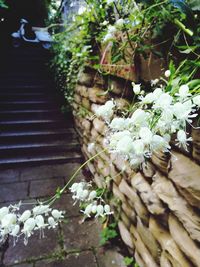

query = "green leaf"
[124,257,134,266]
[188,0,200,11]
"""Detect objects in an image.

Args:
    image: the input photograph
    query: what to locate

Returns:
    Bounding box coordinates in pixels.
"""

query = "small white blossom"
[115,18,124,28]
[116,135,133,154]
[176,84,191,100]
[88,191,97,201]
[87,143,95,153]
[1,213,17,229]
[132,139,145,156]
[78,6,86,15]
[104,205,113,215]
[130,109,148,127]
[110,118,128,130]
[10,225,20,237]
[91,204,98,214]
[176,130,192,150]
[193,95,200,107]
[95,100,115,121]
[0,207,9,220]
[139,127,153,144]
[48,217,57,228]
[132,83,141,95]
[142,93,155,104]
[22,218,36,238]
[164,70,171,78]
[153,93,172,110]
[19,210,31,222]
[51,209,64,220]
[95,205,104,217]
[82,203,93,217]
[107,0,115,5]
[35,215,47,229]
[33,205,51,216]
[151,79,159,86]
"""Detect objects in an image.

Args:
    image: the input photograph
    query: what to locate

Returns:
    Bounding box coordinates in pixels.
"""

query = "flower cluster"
[0,203,64,245]
[69,182,113,218]
[95,75,200,168]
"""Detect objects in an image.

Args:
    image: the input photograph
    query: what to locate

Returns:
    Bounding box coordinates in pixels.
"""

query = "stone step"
[0,119,65,131]
[0,93,55,101]
[0,151,82,169]
[0,141,81,158]
[0,85,53,93]
[0,129,77,145]
[0,109,67,121]
[0,101,59,110]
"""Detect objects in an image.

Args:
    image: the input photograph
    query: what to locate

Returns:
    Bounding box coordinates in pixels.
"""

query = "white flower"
[139,127,153,144]
[153,88,163,98]
[10,225,20,237]
[33,205,51,216]
[48,217,57,228]
[19,210,31,222]
[102,20,109,26]
[22,218,36,237]
[164,70,171,78]
[104,205,113,215]
[103,33,114,42]
[176,130,192,150]
[92,204,97,214]
[0,207,9,221]
[132,83,141,95]
[1,213,17,228]
[132,139,145,155]
[95,100,115,121]
[87,143,95,153]
[151,79,159,86]
[173,100,197,123]
[107,0,115,5]
[116,135,133,154]
[142,92,155,104]
[51,209,64,220]
[95,205,104,217]
[82,203,93,217]
[151,135,171,152]
[78,6,86,15]
[193,95,200,107]
[115,18,124,28]
[88,191,97,201]
[153,93,172,110]
[109,130,131,148]
[130,109,148,127]
[69,182,85,193]
[35,215,47,229]
[176,84,191,100]
[130,156,144,167]
[108,25,117,34]
[110,118,128,130]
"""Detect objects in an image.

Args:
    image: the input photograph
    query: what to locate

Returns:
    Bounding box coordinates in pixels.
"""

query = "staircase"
[0,44,82,168]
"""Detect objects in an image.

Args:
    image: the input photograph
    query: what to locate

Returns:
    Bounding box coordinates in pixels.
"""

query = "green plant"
[100,222,118,246]
[124,256,140,267]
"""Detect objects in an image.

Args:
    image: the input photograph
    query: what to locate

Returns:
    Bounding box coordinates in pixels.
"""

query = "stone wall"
[72,66,200,267]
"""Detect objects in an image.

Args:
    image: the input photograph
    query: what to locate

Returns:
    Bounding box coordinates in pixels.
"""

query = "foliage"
[49,0,200,108]
[124,256,139,267]
[0,0,8,8]
[100,222,118,245]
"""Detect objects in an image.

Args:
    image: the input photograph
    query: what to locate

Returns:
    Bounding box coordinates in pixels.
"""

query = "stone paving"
[0,163,126,267]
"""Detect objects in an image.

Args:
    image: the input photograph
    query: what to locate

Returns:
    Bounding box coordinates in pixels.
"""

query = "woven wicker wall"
[72,67,200,267]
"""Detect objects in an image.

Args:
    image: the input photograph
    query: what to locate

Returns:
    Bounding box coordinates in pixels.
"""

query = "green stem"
[174,19,193,37]
[48,148,107,205]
